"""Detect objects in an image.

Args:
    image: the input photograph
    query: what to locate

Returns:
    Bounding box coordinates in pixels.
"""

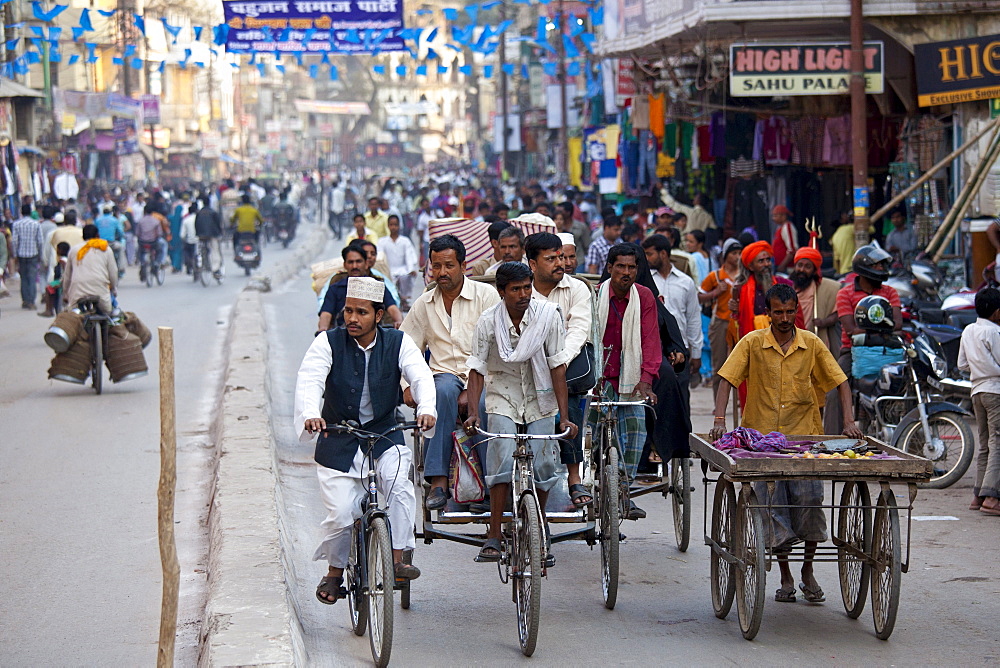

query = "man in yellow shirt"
[363,197,390,239]
[710,283,861,604]
[230,194,264,252]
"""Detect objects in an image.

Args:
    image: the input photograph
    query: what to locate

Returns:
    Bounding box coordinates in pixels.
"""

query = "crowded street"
[4,0,1000,665]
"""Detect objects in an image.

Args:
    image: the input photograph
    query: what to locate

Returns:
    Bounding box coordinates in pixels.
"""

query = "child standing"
[958,287,1000,516]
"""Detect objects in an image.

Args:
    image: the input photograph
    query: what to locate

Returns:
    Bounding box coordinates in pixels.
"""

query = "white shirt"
[654,266,704,354]
[416,210,432,243]
[330,186,345,214]
[958,318,1000,396]
[294,330,438,476]
[180,213,198,245]
[377,234,418,278]
[532,274,593,360]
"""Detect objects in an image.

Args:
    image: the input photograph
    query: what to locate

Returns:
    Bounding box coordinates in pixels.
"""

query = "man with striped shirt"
[11,204,44,310]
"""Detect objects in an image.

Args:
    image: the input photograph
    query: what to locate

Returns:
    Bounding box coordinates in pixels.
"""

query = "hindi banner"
[222,0,406,54]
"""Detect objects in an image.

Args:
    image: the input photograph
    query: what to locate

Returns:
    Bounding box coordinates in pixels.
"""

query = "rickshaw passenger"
[400,234,501,510]
[526,231,594,508]
[710,283,861,604]
[464,262,578,565]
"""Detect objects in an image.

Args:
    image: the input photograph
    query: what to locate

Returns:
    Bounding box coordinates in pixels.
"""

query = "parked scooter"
[885,253,944,304]
[851,295,974,489]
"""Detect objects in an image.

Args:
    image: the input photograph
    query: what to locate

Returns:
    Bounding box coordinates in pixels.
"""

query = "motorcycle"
[885,255,944,304]
[852,327,974,489]
[234,233,261,276]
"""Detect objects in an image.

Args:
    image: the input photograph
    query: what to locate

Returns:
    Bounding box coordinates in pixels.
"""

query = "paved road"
[0,222,318,665]
[266,259,1000,665]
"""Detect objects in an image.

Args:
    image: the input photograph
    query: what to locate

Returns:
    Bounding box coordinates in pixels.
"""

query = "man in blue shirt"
[94,205,126,277]
[316,244,400,333]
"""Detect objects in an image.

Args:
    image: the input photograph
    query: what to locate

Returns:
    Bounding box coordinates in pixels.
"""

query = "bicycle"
[192,238,222,287]
[77,296,110,395]
[585,390,650,609]
[138,240,164,288]
[474,424,571,657]
[322,420,419,668]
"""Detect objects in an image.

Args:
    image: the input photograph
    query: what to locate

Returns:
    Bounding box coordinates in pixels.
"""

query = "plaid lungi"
[588,382,647,480]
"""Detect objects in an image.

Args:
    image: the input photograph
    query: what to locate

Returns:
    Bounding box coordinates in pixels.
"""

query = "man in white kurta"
[295,276,437,603]
[376,214,419,307]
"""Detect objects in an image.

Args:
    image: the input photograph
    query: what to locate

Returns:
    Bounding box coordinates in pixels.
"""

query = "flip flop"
[775,587,796,603]
[316,575,346,605]
[798,582,826,603]
[569,483,593,508]
[475,537,503,563]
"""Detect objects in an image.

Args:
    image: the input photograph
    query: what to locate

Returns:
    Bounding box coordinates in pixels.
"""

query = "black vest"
[316,327,404,472]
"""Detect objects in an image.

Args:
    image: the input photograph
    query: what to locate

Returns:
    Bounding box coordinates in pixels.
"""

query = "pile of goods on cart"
[44,307,151,387]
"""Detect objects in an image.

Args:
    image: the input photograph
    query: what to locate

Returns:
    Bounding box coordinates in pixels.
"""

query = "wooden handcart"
[689,433,933,641]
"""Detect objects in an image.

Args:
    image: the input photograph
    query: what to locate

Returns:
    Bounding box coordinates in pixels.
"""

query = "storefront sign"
[138,94,160,125]
[201,132,222,158]
[915,35,1000,107]
[222,0,405,54]
[616,58,635,106]
[113,117,139,155]
[293,99,370,115]
[730,42,884,97]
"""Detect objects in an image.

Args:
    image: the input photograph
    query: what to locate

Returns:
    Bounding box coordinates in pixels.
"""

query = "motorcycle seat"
[854,376,879,395]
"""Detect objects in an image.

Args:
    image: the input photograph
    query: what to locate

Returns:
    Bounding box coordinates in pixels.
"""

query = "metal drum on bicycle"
[122,311,152,348]
[44,310,85,353]
[106,330,149,382]
[48,336,92,383]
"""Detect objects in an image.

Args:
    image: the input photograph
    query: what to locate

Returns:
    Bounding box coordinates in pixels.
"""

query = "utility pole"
[850,0,870,248]
[499,0,509,180]
[556,0,568,181]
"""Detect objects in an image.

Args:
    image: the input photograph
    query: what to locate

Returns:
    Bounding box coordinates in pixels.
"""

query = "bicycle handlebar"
[320,421,420,440]
[589,399,651,408]
[473,428,572,440]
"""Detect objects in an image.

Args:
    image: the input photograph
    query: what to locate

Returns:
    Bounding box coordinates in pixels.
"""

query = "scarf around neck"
[493,299,562,415]
[77,238,108,261]
[596,281,642,396]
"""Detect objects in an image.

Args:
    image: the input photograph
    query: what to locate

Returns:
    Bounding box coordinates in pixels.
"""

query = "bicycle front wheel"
[346,525,367,637]
[367,517,394,667]
[514,493,542,657]
[600,445,621,610]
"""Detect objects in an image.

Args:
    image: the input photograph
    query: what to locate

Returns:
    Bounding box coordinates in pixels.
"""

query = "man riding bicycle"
[134,207,170,275]
[464,262,578,565]
[296,276,438,604]
[194,199,224,279]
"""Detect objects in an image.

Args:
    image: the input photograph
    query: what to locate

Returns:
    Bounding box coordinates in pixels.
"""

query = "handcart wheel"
[670,458,692,552]
[836,482,872,619]
[710,479,736,619]
[870,489,901,640]
[514,493,542,657]
[735,486,766,640]
[347,526,368,637]
[599,446,621,610]
[367,517,395,667]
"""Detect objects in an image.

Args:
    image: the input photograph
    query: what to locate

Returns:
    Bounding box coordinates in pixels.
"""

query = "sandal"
[425,486,449,510]
[316,575,346,605]
[774,587,796,603]
[475,537,503,563]
[798,582,826,603]
[569,483,593,508]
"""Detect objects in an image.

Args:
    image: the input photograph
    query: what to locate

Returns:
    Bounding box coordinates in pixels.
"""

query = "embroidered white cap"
[557,232,576,247]
[346,276,385,303]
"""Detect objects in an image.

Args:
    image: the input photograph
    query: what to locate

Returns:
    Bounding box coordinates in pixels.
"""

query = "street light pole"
[500,0,509,179]
[556,0,568,181]
[850,0,870,248]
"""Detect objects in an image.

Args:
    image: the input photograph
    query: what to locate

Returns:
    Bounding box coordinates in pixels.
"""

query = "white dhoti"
[313,444,416,568]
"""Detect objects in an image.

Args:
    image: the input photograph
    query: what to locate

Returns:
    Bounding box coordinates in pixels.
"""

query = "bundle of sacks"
[45,310,151,384]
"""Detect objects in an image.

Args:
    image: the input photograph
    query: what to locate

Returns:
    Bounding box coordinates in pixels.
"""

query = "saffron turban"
[793,246,823,271]
[741,240,773,268]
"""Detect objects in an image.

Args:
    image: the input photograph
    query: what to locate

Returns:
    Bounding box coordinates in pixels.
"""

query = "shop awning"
[0,77,45,99]
[220,152,245,164]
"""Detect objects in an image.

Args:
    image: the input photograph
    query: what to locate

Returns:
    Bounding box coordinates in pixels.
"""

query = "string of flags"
[2,0,605,82]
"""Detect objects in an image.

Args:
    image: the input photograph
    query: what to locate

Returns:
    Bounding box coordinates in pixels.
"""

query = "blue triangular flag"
[344,29,360,43]
[134,14,145,36]
[32,2,68,22]
[415,8,432,14]
[578,33,596,54]
[194,61,205,68]
[588,6,603,27]
[72,27,85,40]
[425,27,438,42]
[68,54,80,64]
[535,17,546,43]
[248,53,257,65]
[437,65,448,74]
[194,26,203,41]
[483,65,493,79]
[97,8,116,16]
[416,65,427,76]
[543,62,557,76]
[465,5,478,23]
[31,27,45,38]
[213,25,230,45]
[395,65,407,76]
[521,63,528,78]
[502,63,515,75]
[425,48,439,60]
[303,28,316,42]
[567,61,580,76]
[112,56,123,65]
[321,52,330,64]
[294,51,304,66]
[257,62,266,76]
[309,64,318,78]
[162,18,182,43]
[124,44,136,57]
[329,65,338,81]
[159,61,166,72]
[4,38,17,51]
[459,64,472,76]
[482,0,501,8]
[275,64,285,74]
[443,8,458,20]
[49,48,61,62]
[373,64,386,75]
[563,34,579,58]
[130,57,143,69]
[79,8,93,31]
[278,27,291,41]
[570,18,584,37]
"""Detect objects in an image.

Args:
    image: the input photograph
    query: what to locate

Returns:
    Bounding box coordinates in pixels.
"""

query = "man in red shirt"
[592,244,661,519]
[825,244,901,432]
[770,205,799,273]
